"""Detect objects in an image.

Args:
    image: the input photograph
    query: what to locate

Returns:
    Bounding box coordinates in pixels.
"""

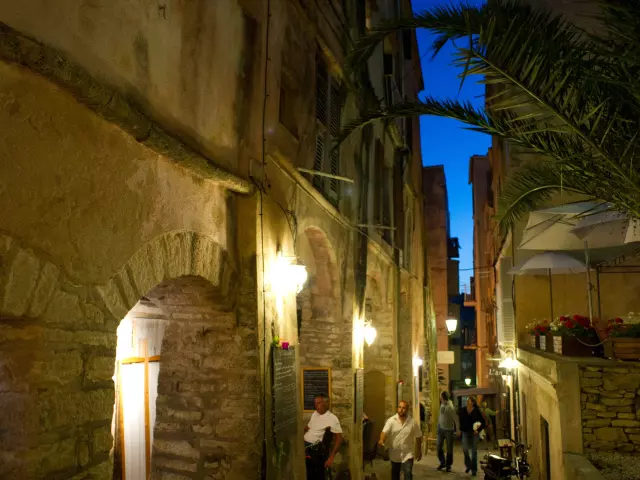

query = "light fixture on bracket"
[498,348,518,370]
[271,252,308,295]
[412,356,423,376]
[445,318,458,334]
[363,320,377,346]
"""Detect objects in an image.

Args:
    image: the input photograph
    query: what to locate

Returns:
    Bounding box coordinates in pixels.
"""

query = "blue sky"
[412,0,490,292]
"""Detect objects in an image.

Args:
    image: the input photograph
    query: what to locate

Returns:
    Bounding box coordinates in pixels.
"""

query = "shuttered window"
[314,54,343,207]
[497,257,516,347]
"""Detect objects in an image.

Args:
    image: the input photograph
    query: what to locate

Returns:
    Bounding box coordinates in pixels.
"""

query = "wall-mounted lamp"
[498,349,518,370]
[363,322,377,346]
[445,318,458,334]
[464,377,472,386]
[271,252,308,295]
[412,356,423,377]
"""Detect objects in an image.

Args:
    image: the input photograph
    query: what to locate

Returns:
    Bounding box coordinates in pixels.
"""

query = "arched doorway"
[296,227,351,440]
[112,273,261,479]
[363,370,387,446]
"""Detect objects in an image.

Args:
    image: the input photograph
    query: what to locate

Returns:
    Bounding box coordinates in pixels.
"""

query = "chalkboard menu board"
[354,368,364,423]
[272,347,298,440]
[302,368,331,412]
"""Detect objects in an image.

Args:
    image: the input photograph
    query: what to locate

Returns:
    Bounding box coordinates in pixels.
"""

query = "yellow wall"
[515,265,640,338]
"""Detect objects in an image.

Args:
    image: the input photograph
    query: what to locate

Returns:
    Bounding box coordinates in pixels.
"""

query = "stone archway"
[0,231,260,480]
[296,227,351,438]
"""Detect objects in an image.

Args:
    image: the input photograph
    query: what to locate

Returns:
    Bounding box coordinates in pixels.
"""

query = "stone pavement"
[363,441,495,479]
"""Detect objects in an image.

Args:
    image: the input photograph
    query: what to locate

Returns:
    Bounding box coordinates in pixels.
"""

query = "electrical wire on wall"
[257,0,271,478]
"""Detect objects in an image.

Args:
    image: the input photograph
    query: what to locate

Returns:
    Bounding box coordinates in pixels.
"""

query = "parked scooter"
[480,443,532,479]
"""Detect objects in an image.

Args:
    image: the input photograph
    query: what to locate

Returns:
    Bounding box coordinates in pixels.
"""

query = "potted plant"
[552,314,599,357]
[525,321,549,349]
[607,313,640,360]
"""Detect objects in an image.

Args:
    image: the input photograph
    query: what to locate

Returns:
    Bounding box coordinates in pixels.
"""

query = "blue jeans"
[391,458,413,480]
[436,426,454,467]
[462,432,478,474]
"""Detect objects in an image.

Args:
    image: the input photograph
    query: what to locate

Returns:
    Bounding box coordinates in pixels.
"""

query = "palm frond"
[495,161,590,234]
[346,2,486,74]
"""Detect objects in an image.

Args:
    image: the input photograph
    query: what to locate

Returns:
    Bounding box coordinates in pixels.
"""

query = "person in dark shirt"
[458,396,485,476]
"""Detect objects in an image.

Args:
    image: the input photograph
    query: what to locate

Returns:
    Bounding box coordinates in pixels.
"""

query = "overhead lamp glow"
[363,322,377,346]
[445,318,458,334]
[271,253,308,295]
[464,377,472,386]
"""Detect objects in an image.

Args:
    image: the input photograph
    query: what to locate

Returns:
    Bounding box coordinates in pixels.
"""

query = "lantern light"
[271,253,308,295]
[464,377,472,386]
[445,318,458,334]
[363,322,377,346]
[412,356,423,376]
[498,356,518,370]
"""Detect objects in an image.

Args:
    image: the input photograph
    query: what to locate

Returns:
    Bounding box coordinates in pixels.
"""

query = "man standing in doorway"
[378,401,423,480]
[436,391,458,472]
[304,393,343,480]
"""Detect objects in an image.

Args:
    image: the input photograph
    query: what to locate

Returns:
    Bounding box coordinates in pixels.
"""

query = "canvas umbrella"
[510,252,587,321]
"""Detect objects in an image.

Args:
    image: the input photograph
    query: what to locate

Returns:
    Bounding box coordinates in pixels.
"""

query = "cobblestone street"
[364,442,494,479]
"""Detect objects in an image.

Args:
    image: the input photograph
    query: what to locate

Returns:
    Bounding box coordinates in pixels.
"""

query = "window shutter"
[497,257,516,347]
[315,59,328,125]
[328,84,342,199]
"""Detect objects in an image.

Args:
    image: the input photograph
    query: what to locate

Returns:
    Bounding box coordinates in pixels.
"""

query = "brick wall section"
[141,276,261,480]
[580,364,640,453]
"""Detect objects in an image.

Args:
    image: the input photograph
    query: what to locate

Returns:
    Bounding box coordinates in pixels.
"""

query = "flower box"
[545,334,555,353]
[553,334,596,357]
[528,334,539,349]
[539,335,546,351]
[611,337,640,361]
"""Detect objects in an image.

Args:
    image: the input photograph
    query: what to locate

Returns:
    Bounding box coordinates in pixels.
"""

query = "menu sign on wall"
[272,347,297,440]
[302,368,331,412]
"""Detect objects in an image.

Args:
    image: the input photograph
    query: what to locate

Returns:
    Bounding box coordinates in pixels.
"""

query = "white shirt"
[382,414,422,463]
[304,411,343,444]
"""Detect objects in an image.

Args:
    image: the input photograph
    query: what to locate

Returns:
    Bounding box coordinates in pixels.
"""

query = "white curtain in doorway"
[122,362,147,479]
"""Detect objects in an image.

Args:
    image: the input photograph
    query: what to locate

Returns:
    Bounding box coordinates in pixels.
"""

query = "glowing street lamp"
[271,252,308,295]
[363,322,377,346]
[445,318,458,334]
[412,356,423,377]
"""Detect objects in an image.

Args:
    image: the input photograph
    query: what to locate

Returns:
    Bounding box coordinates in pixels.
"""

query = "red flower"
[566,320,575,329]
[615,318,623,324]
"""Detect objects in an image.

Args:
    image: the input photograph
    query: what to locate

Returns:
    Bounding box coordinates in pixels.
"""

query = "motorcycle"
[480,443,532,479]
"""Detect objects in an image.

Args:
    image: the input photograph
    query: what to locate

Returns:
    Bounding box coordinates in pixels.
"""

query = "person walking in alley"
[304,393,343,480]
[378,400,422,480]
[480,401,497,442]
[436,391,458,472]
[459,396,486,476]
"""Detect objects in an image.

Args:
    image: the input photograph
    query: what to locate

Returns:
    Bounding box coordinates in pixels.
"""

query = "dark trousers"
[436,426,454,467]
[462,432,478,474]
[305,442,326,480]
[391,458,413,480]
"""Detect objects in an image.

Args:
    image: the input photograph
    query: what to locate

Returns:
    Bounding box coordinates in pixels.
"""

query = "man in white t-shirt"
[379,401,423,480]
[304,393,343,480]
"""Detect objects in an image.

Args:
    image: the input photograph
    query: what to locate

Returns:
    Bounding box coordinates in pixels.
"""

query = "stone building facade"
[0,0,435,479]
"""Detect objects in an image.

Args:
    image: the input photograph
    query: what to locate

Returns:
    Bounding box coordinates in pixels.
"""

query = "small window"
[279,80,298,138]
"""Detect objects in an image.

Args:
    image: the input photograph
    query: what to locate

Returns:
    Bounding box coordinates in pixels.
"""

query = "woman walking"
[458,396,485,477]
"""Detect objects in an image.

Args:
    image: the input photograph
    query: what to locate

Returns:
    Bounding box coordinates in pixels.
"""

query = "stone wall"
[580,364,640,456]
[0,234,117,479]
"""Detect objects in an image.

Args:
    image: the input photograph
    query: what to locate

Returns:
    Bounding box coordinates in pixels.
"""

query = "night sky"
[413,0,490,292]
